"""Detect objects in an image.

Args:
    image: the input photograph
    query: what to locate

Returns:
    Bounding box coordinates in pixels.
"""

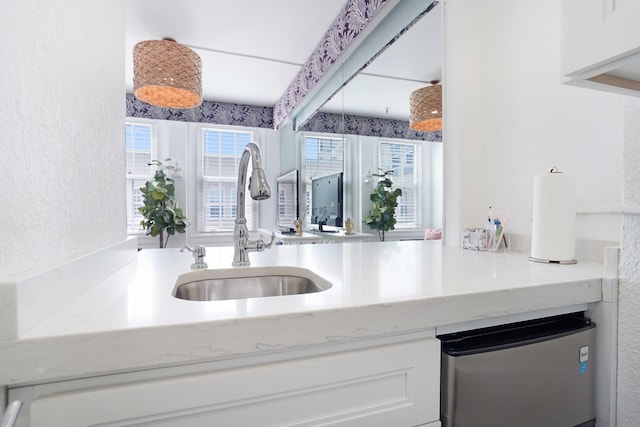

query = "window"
[198,128,256,232]
[302,135,345,226]
[379,141,422,228]
[125,122,155,233]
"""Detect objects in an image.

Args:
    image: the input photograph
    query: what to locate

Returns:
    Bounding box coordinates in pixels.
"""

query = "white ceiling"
[125,0,442,121]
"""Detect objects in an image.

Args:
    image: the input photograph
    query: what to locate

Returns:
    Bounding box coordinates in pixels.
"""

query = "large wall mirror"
[126,0,443,244]
[289,1,443,240]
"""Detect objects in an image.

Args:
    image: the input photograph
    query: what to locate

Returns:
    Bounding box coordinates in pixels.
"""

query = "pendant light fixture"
[409,80,442,132]
[133,38,202,109]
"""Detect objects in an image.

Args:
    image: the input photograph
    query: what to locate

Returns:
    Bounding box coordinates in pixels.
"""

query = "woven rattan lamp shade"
[409,81,442,132]
[133,39,202,109]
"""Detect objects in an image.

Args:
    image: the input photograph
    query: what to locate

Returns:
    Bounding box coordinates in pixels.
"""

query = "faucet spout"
[233,143,273,266]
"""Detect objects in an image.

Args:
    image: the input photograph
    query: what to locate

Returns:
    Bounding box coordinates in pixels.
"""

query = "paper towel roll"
[530,169,577,264]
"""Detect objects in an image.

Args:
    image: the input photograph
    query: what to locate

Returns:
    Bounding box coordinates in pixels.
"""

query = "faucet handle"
[256,232,276,252]
[181,245,205,255]
[265,232,276,249]
[181,245,208,269]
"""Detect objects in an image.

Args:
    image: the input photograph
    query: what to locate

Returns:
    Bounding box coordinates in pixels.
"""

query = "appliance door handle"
[1,401,22,427]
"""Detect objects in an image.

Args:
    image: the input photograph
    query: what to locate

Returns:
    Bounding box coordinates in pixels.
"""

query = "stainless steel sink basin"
[172,267,331,301]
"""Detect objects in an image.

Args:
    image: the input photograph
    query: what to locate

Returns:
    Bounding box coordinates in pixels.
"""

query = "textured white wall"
[444,1,638,424]
[0,1,126,279]
[618,97,640,426]
[443,0,624,246]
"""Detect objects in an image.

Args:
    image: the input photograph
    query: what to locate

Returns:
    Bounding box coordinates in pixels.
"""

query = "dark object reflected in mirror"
[276,169,299,233]
[311,172,343,232]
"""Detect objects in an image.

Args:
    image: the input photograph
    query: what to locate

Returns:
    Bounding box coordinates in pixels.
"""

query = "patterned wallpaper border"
[300,111,442,141]
[127,93,439,141]
[272,0,390,129]
[126,94,274,128]
[128,93,440,141]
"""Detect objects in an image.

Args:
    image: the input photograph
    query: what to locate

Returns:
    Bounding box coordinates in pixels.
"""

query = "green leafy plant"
[362,169,402,241]
[139,159,189,248]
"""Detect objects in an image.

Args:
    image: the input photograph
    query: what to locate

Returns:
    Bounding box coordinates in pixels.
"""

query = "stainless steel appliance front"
[439,314,596,427]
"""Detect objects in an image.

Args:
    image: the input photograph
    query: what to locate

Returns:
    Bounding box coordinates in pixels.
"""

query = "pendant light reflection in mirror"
[409,80,442,132]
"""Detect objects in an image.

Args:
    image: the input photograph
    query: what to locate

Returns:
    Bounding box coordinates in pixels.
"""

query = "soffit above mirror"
[125,0,439,132]
[320,5,442,121]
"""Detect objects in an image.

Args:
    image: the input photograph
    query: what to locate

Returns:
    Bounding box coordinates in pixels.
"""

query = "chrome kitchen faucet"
[233,143,275,266]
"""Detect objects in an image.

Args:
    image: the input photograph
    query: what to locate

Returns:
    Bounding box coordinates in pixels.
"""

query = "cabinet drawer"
[18,338,439,427]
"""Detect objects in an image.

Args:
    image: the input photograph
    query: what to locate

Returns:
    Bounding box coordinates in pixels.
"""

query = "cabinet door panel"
[562,0,640,75]
[28,339,439,427]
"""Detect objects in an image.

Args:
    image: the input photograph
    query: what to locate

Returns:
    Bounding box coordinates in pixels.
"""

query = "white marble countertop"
[0,241,604,386]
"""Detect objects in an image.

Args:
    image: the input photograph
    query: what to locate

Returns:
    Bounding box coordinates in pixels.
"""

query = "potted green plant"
[139,159,189,248]
[363,169,402,241]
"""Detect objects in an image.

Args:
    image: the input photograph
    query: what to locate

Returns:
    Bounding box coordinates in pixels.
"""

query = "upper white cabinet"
[562,0,640,96]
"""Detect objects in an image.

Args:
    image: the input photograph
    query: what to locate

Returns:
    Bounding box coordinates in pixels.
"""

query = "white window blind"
[379,141,421,228]
[198,128,257,232]
[125,122,154,233]
[302,136,345,226]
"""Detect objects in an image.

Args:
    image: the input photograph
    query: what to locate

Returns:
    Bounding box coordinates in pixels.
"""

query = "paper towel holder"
[528,166,578,265]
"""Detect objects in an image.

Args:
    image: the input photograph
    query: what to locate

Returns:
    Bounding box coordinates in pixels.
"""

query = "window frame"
[377,140,423,230]
[125,120,157,235]
[196,126,260,233]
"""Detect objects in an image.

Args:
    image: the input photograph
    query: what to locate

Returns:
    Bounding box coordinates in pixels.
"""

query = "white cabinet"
[562,0,640,96]
[11,338,440,427]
